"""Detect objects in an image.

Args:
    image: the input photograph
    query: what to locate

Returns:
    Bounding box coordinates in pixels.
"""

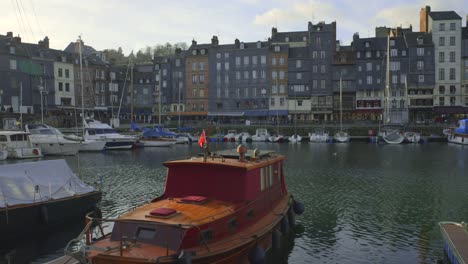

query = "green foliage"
[103,42,188,65]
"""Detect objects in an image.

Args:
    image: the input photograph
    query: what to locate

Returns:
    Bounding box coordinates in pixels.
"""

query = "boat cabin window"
[10,134,28,141]
[199,229,212,244]
[0,135,7,142]
[94,129,117,134]
[30,129,54,135]
[87,129,96,135]
[136,227,157,242]
[260,165,275,191]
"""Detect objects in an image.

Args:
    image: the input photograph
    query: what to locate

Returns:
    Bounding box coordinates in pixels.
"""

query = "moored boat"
[84,119,137,150]
[0,131,42,159]
[288,134,302,143]
[223,130,238,142]
[65,146,304,263]
[252,128,270,142]
[0,160,102,245]
[447,119,468,145]
[309,129,329,143]
[404,131,421,143]
[236,132,252,143]
[0,144,7,160]
[24,124,81,155]
[334,131,350,143]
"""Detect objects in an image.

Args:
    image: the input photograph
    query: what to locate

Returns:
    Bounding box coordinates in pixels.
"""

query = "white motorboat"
[268,134,285,143]
[288,134,302,143]
[334,131,350,143]
[84,119,137,150]
[252,128,270,142]
[0,131,42,159]
[447,119,468,145]
[236,132,252,143]
[223,130,238,142]
[309,129,329,143]
[177,133,196,143]
[24,124,81,156]
[404,132,421,143]
[379,127,405,144]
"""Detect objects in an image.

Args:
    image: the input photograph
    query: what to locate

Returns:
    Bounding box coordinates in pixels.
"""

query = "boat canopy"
[142,126,175,138]
[0,160,95,208]
[454,119,468,134]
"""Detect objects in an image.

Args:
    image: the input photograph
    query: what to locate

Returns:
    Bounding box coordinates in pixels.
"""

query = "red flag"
[198,130,206,148]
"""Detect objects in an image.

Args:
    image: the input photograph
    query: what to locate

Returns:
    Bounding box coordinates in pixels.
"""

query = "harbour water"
[1,142,468,263]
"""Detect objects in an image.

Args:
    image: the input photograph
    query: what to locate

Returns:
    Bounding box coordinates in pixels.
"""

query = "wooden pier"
[440,222,468,264]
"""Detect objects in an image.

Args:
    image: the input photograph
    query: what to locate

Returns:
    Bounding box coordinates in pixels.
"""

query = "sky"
[1,0,467,55]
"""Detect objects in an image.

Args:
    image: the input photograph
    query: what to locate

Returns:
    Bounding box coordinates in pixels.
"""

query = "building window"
[199,62,204,70]
[390,39,395,46]
[450,36,455,46]
[270,98,275,106]
[376,65,380,71]
[320,65,325,73]
[279,57,284,65]
[418,75,424,83]
[365,51,371,58]
[244,71,249,79]
[439,23,445,31]
[376,51,381,57]
[320,51,325,58]
[272,57,277,65]
[280,97,285,106]
[450,97,456,106]
[313,51,318,58]
[192,74,197,84]
[252,56,258,65]
[312,80,317,89]
[58,82,63,91]
[439,86,445,94]
[58,68,63,77]
[279,84,285,93]
[439,97,445,106]
[439,52,445,63]
[236,71,241,80]
[392,75,398,84]
[320,80,325,89]
[279,71,285,80]
[358,66,362,72]
[199,74,204,83]
[216,62,221,71]
[366,62,372,71]
[272,85,277,94]
[244,56,249,65]
[313,65,317,73]
[417,61,424,70]
[366,76,373,84]
[9,60,17,70]
[225,62,229,70]
[449,68,455,80]
[296,60,302,68]
[450,52,455,63]
[65,83,70,92]
[390,49,397,57]
[390,61,400,71]
[274,46,280,52]
[252,70,257,79]
[261,55,266,64]
[417,48,424,56]
[225,87,229,97]
[450,22,456,31]
[450,85,456,94]
[402,50,406,56]
[439,37,445,46]
[296,73,302,80]
[439,68,445,81]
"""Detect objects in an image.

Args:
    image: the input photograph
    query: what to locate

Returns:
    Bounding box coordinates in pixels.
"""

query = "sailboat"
[268,74,285,143]
[334,75,350,143]
[380,34,405,144]
[289,90,302,143]
[402,76,421,143]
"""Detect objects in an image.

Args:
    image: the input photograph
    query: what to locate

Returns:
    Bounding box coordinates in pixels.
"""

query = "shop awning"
[244,110,269,117]
[434,106,465,114]
[207,111,244,117]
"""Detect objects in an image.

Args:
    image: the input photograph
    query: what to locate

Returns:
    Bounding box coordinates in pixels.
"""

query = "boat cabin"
[0,131,42,159]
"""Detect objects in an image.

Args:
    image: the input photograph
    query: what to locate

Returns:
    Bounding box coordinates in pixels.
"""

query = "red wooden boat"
[66,145,304,264]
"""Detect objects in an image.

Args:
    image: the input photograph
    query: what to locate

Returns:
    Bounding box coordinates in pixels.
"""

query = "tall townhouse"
[0,33,55,114]
[154,57,170,123]
[462,20,468,109]
[108,65,129,119]
[404,32,435,122]
[352,34,386,121]
[331,43,356,122]
[271,27,308,120]
[53,52,75,108]
[268,43,288,123]
[208,37,271,122]
[163,49,186,120]
[423,8,463,116]
[132,64,155,122]
[185,40,209,121]
[308,22,336,122]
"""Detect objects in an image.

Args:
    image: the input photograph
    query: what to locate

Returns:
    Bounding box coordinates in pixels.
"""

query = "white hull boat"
[309,131,329,143]
[334,131,350,143]
[380,130,405,144]
[140,139,176,147]
[288,134,302,143]
[236,132,252,143]
[404,132,421,143]
[0,145,7,160]
[84,119,137,150]
[268,135,285,143]
[79,139,107,152]
[0,131,42,159]
[447,119,468,145]
[252,128,270,142]
[25,124,81,156]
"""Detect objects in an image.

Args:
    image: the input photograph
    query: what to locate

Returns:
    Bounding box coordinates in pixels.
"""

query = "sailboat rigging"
[268,72,284,142]
[334,74,350,142]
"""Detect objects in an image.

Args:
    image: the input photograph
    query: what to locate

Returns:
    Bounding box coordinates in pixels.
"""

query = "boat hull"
[33,142,81,156]
[140,140,175,147]
[79,140,106,152]
[447,135,468,145]
[105,140,135,150]
[0,191,101,245]
[7,147,43,159]
[288,135,302,143]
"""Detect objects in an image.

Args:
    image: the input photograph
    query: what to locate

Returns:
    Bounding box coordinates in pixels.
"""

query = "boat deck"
[440,222,468,264]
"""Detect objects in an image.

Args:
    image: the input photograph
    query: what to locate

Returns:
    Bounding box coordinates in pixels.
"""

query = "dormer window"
[200,49,206,55]
[417,36,423,45]
[302,36,307,41]
[9,46,15,54]
[192,49,197,55]
[285,36,289,42]
[240,43,245,49]
[61,56,66,62]
[274,46,280,52]
[155,64,160,70]
[390,39,395,47]
[317,26,322,31]
[365,41,370,48]
[256,41,261,48]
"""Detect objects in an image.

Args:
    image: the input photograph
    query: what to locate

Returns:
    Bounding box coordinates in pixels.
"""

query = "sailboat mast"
[178,81,181,130]
[159,67,162,125]
[340,75,343,132]
[385,34,390,125]
[130,56,134,123]
[78,36,85,135]
[276,73,279,132]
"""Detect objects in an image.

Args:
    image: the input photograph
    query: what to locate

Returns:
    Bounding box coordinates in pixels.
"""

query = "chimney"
[41,36,49,49]
[211,35,219,46]
[13,35,21,43]
[234,38,240,48]
[191,39,197,47]
[271,27,278,37]
[420,5,431,32]
[308,21,313,31]
[6,31,13,38]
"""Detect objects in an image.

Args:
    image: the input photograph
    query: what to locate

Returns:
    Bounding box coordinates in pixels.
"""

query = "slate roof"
[403,32,433,46]
[429,11,462,20]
